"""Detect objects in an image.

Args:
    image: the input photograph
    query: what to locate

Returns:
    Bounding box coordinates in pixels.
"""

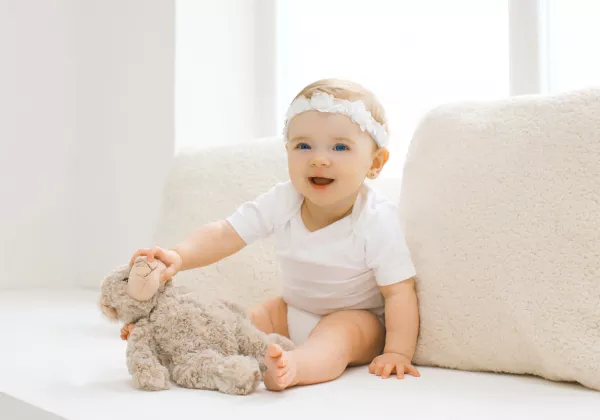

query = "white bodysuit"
[226,181,416,344]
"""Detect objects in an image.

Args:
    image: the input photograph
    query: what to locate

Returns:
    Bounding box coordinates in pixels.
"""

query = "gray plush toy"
[99,256,294,395]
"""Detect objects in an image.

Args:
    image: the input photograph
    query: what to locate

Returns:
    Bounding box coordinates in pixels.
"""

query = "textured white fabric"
[226,180,416,317]
[400,88,600,391]
[2,291,599,420]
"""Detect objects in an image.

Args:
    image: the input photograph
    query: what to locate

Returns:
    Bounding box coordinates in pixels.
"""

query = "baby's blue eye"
[297,143,311,150]
[334,144,349,151]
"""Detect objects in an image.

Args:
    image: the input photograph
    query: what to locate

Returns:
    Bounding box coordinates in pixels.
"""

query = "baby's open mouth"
[309,177,335,186]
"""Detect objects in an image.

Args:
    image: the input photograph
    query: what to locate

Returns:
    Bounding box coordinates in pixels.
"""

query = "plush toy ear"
[127,257,167,301]
[99,301,118,319]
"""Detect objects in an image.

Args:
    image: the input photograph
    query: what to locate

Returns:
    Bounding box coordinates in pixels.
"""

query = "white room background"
[0,0,174,289]
[2,0,599,289]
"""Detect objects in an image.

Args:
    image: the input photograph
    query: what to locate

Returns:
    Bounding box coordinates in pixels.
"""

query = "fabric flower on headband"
[283,92,389,148]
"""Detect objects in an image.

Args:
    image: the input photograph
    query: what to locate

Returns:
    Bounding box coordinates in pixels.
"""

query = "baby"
[125,78,421,391]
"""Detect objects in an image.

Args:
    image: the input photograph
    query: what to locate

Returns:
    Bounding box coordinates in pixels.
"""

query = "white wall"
[0,0,174,289]
[175,0,276,152]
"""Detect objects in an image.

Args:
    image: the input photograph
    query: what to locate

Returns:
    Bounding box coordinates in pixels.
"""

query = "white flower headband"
[282,92,389,148]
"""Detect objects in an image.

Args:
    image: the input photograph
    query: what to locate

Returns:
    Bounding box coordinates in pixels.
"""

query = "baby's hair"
[293,78,389,136]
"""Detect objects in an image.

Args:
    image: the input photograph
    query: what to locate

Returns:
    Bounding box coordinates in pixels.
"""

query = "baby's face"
[286,110,381,208]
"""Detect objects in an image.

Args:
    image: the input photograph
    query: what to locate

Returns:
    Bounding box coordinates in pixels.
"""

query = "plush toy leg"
[234,318,296,375]
[171,350,261,395]
[126,320,170,391]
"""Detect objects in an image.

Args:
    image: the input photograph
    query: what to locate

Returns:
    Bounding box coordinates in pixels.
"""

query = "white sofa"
[2,91,600,419]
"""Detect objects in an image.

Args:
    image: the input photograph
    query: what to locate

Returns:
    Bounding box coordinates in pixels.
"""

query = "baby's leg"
[263,309,385,391]
[248,296,289,338]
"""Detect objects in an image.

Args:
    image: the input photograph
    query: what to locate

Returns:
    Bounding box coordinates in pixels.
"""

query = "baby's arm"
[364,200,420,379]
[173,220,246,271]
[381,278,419,360]
[131,220,246,282]
[369,278,421,379]
[176,182,290,270]
[127,183,287,303]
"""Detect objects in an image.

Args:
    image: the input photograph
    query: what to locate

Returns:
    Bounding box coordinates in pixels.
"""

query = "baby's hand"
[129,246,182,282]
[369,353,421,379]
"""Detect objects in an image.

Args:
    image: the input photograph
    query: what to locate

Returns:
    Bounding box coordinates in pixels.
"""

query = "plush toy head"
[98,257,166,325]
[127,257,166,301]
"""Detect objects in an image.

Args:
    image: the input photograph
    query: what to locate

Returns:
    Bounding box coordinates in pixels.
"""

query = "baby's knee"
[249,304,272,334]
[323,310,385,360]
[264,296,289,337]
[249,296,288,335]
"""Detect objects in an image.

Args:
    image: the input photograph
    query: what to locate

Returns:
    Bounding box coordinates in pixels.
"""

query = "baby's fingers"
[161,265,177,282]
[129,249,145,267]
[151,246,170,263]
[381,364,394,379]
[396,363,420,379]
[129,248,152,267]
[406,364,421,378]
[368,361,376,374]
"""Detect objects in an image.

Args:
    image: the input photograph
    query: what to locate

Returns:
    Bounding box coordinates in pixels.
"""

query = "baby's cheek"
[339,163,369,179]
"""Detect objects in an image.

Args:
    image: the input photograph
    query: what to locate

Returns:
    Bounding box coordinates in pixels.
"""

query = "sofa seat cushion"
[2,290,599,420]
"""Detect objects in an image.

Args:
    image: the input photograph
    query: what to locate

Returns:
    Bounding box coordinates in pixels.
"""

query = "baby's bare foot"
[263,343,298,391]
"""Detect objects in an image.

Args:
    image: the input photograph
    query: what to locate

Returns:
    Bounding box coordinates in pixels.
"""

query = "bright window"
[545,0,600,93]
[276,0,509,172]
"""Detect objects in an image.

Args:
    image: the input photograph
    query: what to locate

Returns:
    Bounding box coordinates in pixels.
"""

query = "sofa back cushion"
[399,88,600,391]
[153,137,289,307]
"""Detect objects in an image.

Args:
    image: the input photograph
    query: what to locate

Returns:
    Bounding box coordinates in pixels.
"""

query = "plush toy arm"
[171,350,261,396]
[126,320,170,391]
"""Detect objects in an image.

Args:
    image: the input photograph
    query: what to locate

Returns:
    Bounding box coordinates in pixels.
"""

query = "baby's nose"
[310,155,330,167]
